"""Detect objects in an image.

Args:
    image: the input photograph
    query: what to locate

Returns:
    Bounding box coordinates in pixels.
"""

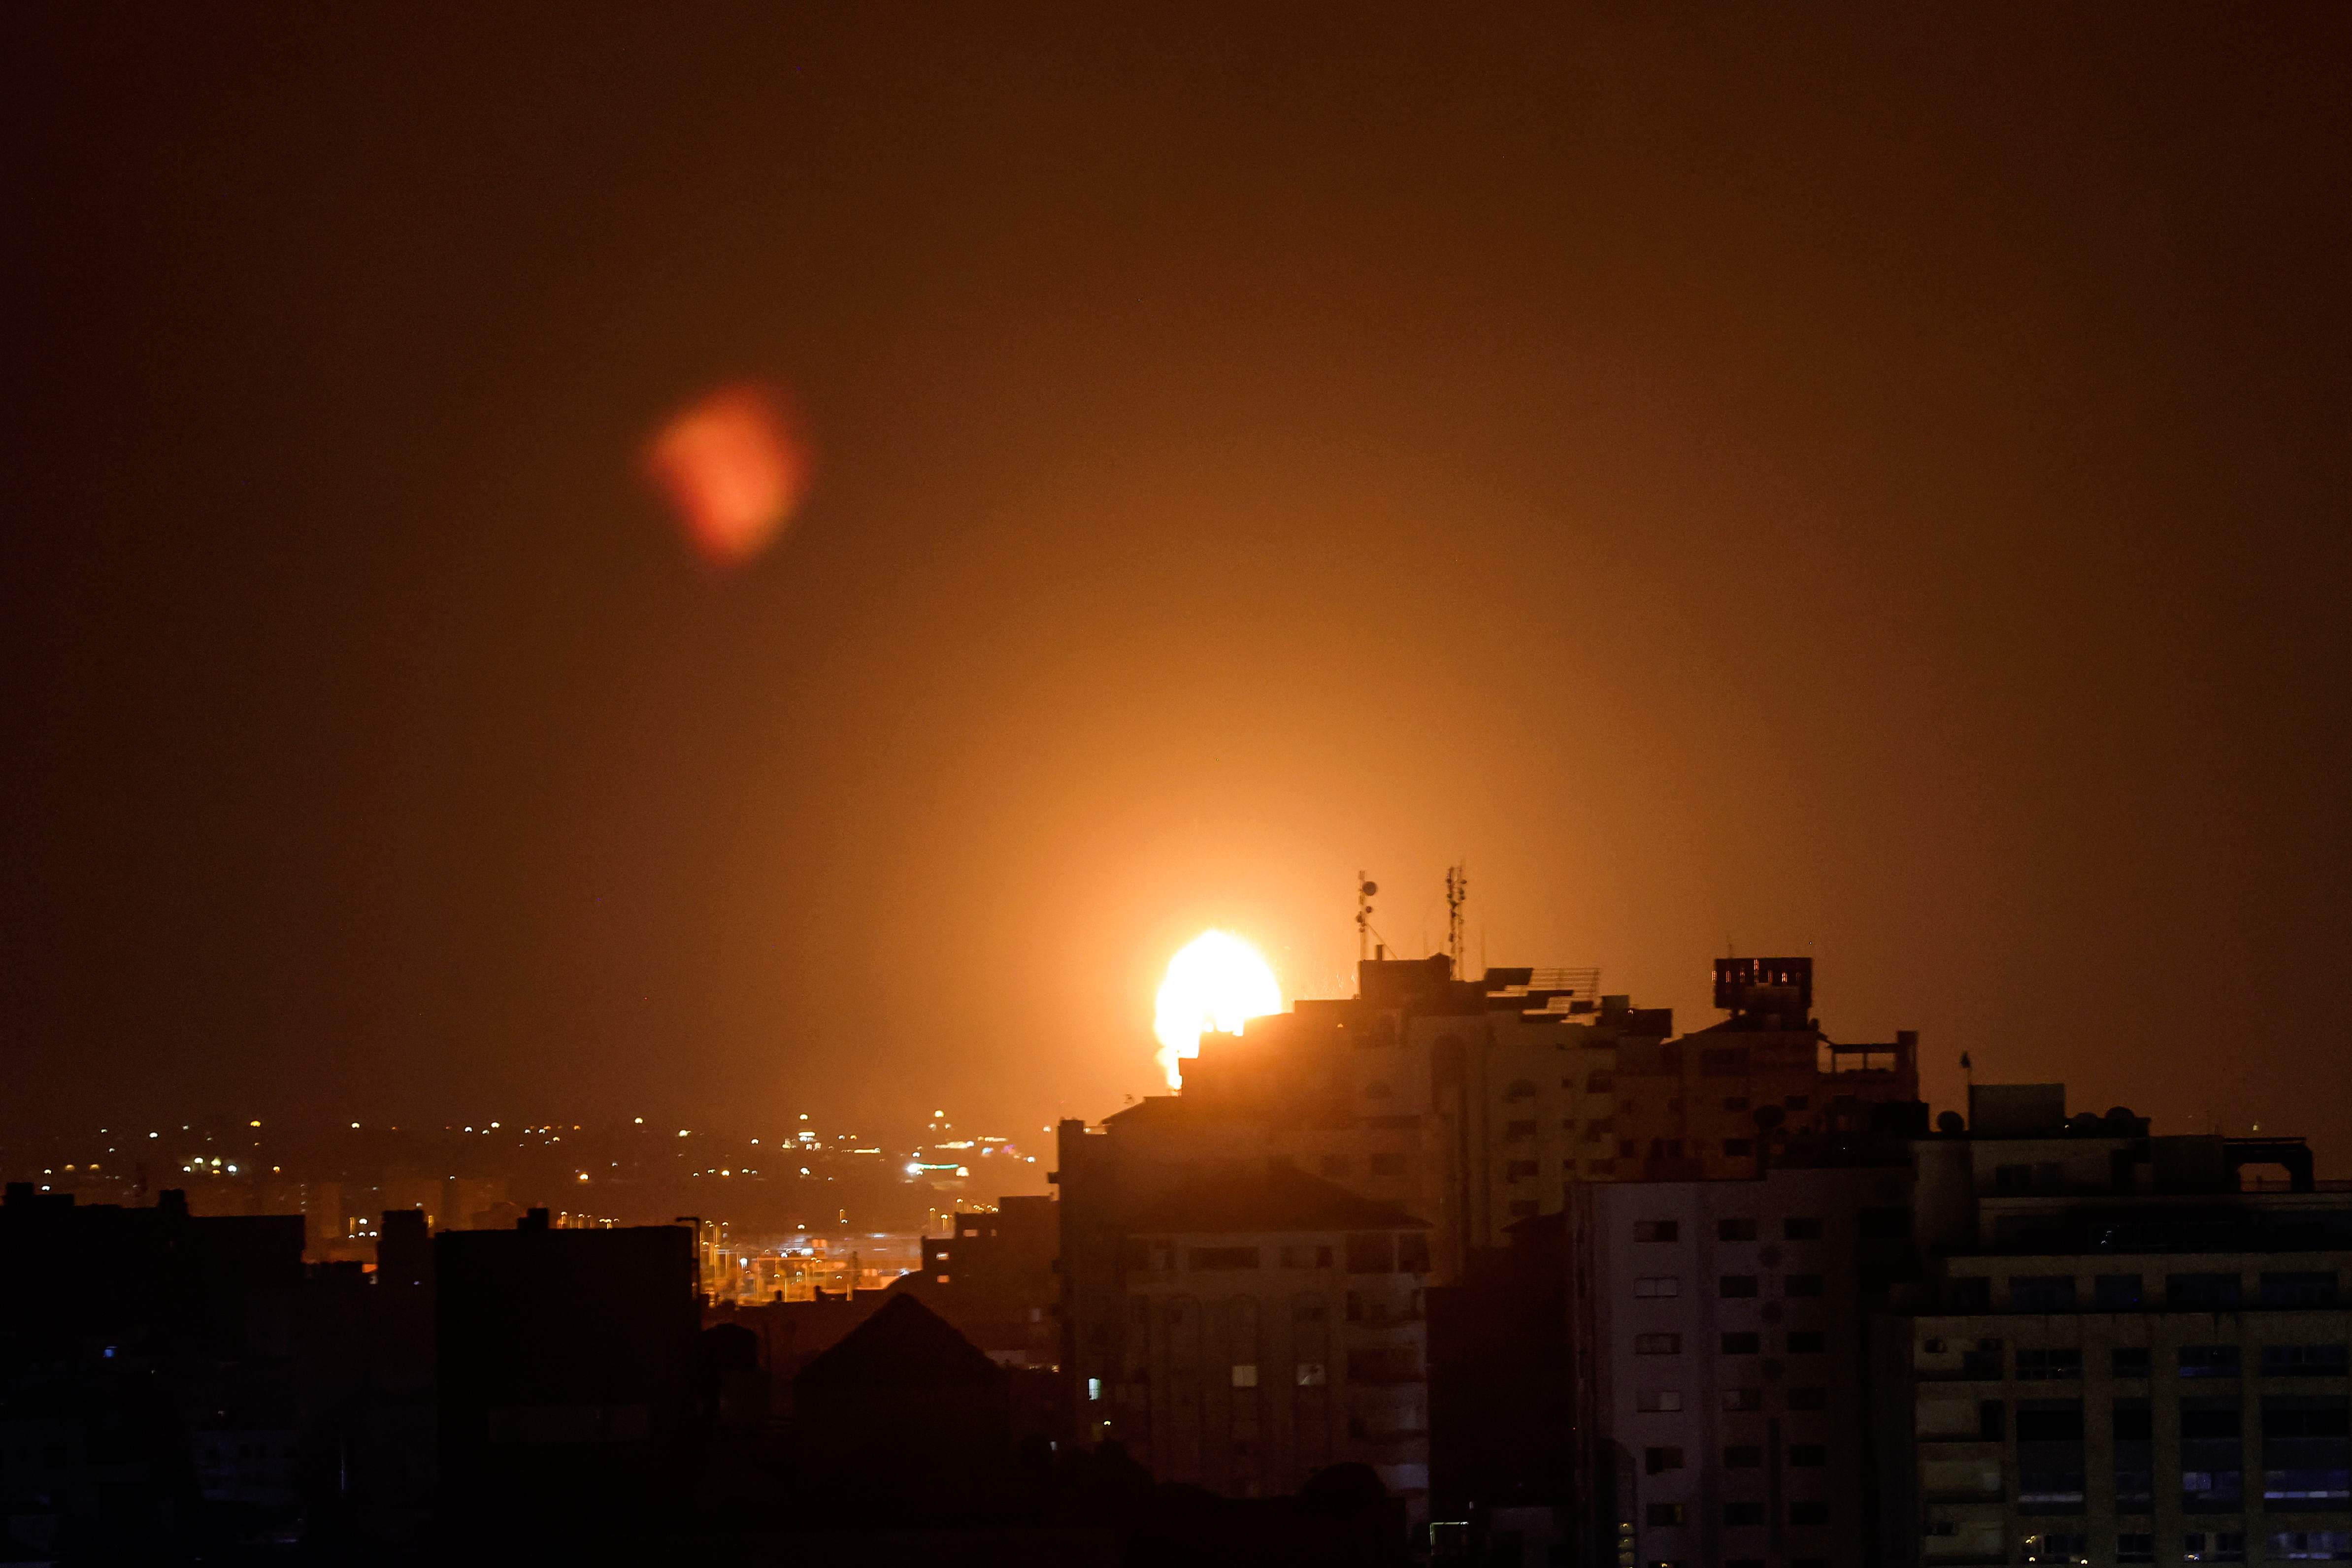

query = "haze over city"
[4,8,2350,1563]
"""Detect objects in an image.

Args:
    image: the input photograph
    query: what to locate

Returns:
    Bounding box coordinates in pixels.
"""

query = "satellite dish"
[1361,881,1379,897]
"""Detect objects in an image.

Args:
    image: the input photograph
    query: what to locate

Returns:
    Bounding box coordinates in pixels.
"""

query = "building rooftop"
[794,1292,1002,1393]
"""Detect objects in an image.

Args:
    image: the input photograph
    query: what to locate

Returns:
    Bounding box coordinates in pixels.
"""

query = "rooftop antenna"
[1445,863,1467,977]
[1356,873,1378,962]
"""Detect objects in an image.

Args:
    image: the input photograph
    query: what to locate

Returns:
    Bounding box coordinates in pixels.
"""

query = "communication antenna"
[1356,873,1378,962]
[1445,864,1467,976]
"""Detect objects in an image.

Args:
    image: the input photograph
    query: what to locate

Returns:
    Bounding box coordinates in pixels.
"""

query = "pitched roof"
[1125,1160,1427,1236]
[792,1292,1004,1393]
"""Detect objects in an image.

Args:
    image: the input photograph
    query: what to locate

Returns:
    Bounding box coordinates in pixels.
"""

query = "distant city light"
[248,1120,261,1127]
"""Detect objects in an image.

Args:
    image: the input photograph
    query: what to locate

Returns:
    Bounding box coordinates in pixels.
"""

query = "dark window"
[1632,1220,1680,1243]
[1723,1096,1751,1112]
[1721,1332,1761,1354]
[2117,1533,2155,1563]
[1783,1095,1809,1112]
[1720,1274,1759,1298]
[2263,1272,2341,1309]
[1318,1154,1349,1177]
[1723,1387,1762,1411]
[1188,1246,1260,1270]
[2017,1404,2086,1441]
[1369,1152,1407,1176]
[2013,1275,2078,1311]
[1645,1503,1686,1526]
[1980,1401,2007,1440]
[1789,1443,1828,1466]
[1507,1199,1538,1218]
[2019,1348,2084,1381]
[1857,1205,1911,1240]
[1723,1501,1766,1525]
[1504,1159,1539,1180]
[2265,1345,2352,1377]
[2094,1274,2144,1310]
[1722,1139,1755,1157]
[1786,1387,1829,1410]
[2169,1273,2244,1311]
[1504,1078,1538,1101]
[1783,1217,1823,1241]
[2115,1400,2153,1439]
[1397,1232,1431,1274]
[1346,1233,1396,1274]
[1724,1443,1763,1468]
[1504,1119,1538,1141]
[1634,1334,1682,1355]
[2181,1345,2242,1379]
[2112,1347,2152,1377]
[1949,1276,1992,1312]
[1586,1071,1613,1092]
[1346,1347,1421,1384]
[1787,1331,1826,1353]
[1787,1501,1830,1525]
[1644,1445,1684,1474]
[1784,1273,1825,1298]
[1995,1163,2033,1191]
[1718,1217,1758,1241]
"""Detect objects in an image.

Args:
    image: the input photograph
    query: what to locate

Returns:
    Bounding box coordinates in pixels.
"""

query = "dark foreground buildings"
[10,953,2347,1566]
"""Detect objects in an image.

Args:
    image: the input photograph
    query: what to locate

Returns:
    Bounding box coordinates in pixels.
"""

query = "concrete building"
[903,1195,1059,1369]
[1569,1160,1916,1568]
[1883,1084,2352,1568]
[1612,958,1921,1183]
[1111,1160,1433,1507]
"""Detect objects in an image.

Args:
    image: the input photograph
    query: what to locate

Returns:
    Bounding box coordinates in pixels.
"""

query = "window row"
[2014,1531,2346,1563]
[1928,1339,2352,1379]
[1989,1271,2341,1312]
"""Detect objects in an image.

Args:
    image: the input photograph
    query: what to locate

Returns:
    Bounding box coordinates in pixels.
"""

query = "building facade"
[1112,1161,1433,1505]
[1884,1084,2352,1568]
[1570,1162,1912,1568]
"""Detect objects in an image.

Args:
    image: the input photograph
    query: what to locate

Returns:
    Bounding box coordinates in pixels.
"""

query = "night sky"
[6,7,2347,1155]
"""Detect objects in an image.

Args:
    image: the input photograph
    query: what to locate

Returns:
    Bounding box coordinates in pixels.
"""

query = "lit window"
[1231,1365,1258,1388]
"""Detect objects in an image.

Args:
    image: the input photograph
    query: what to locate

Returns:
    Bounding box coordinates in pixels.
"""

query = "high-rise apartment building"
[1881,1084,2349,1568]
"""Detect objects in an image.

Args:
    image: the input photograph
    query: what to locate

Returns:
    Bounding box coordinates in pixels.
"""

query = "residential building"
[1884,1084,2352,1568]
[1569,1159,1915,1568]
[1111,1160,1434,1508]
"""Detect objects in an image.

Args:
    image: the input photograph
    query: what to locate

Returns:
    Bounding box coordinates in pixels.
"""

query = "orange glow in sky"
[641,381,812,567]
[1153,931,1282,1090]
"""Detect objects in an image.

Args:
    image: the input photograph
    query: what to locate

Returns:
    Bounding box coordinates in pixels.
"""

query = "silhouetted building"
[1093,1158,1433,1513]
[1426,1211,1574,1553]
[790,1292,1010,1512]
[902,1194,1060,1369]
[0,1184,306,1559]
[1611,957,1921,1182]
[433,1209,698,1541]
[1880,1084,2352,1568]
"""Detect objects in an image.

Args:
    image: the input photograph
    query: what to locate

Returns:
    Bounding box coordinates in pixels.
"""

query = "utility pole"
[1356,873,1378,963]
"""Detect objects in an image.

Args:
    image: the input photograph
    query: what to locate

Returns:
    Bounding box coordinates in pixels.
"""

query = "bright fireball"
[1154,931,1281,1090]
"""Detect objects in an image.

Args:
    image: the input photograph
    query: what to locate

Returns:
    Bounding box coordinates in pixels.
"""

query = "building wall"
[1899,1255,2352,1568]
[1118,1224,1430,1504]
[1573,1166,1898,1568]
